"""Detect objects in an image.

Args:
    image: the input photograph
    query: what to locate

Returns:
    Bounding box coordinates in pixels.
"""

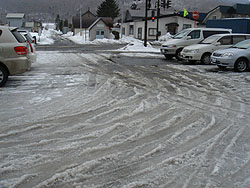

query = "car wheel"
[0,65,8,87]
[234,58,248,72]
[201,53,211,65]
[164,54,174,60]
[175,49,183,61]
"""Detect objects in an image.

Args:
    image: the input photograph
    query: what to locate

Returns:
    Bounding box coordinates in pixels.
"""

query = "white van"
[180,33,250,64]
[160,28,232,60]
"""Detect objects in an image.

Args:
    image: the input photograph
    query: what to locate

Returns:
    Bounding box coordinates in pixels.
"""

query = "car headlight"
[190,49,199,53]
[222,52,233,57]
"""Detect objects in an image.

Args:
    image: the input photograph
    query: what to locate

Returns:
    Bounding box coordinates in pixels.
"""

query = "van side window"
[203,31,216,38]
[218,36,231,45]
[203,30,230,39]
[232,35,246,44]
[188,30,200,39]
[246,35,250,39]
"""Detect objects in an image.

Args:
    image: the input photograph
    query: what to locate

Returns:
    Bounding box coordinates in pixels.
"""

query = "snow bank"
[118,40,160,52]
[30,29,56,45]
[150,32,173,45]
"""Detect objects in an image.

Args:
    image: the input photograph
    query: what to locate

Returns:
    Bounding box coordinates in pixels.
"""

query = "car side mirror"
[186,36,191,40]
[215,42,221,46]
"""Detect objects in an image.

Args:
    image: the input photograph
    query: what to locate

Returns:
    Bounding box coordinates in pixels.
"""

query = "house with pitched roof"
[6,13,25,28]
[72,10,113,41]
[202,3,250,24]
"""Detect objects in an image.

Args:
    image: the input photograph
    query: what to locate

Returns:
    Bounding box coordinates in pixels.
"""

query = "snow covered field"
[1,30,250,188]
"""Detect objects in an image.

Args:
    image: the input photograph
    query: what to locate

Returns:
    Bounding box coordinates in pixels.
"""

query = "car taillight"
[28,41,33,53]
[14,46,28,55]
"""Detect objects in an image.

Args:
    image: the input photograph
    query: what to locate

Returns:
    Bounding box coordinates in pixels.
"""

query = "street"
[1,37,250,188]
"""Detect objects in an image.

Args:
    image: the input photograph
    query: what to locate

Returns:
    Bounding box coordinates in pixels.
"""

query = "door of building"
[96,30,105,39]
[138,28,142,39]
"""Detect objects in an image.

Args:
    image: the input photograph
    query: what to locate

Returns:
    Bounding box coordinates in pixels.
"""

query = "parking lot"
[1,43,250,188]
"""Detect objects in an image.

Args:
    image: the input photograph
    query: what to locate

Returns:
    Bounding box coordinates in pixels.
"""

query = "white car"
[211,39,250,72]
[18,30,37,64]
[160,28,232,61]
[181,33,250,64]
[0,26,32,86]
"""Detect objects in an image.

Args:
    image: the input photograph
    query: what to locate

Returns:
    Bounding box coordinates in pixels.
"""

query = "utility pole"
[144,0,149,47]
[121,0,125,39]
[79,3,82,36]
[156,0,160,41]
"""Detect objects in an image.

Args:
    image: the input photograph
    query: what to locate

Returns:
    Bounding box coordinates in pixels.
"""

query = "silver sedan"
[210,39,250,72]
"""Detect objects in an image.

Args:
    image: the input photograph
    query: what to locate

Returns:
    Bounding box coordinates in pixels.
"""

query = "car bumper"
[4,57,32,75]
[28,52,37,64]
[210,56,235,67]
[160,47,177,55]
[180,52,201,61]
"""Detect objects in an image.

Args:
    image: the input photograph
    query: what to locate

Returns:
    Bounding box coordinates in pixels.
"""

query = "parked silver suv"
[0,26,32,86]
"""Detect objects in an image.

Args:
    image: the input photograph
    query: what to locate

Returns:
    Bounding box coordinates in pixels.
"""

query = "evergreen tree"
[96,0,120,20]
[64,19,68,27]
[55,14,60,30]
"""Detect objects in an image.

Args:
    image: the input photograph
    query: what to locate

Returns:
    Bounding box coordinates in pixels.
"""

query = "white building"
[121,12,196,40]
[6,13,25,28]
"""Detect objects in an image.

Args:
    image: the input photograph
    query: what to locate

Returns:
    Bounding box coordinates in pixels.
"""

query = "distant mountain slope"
[0,0,248,22]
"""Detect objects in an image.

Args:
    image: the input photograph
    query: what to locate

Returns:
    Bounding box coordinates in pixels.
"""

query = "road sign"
[192,11,199,20]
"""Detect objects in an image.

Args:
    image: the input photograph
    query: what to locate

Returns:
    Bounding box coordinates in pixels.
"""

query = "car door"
[216,35,232,51]
[186,30,201,46]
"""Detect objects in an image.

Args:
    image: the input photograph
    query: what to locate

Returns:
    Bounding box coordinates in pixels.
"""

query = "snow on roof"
[6,13,25,18]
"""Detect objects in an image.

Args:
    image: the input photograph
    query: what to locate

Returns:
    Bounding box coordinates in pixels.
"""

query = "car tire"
[201,53,211,65]
[175,49,183,61]
[164,54,174,60]
[234,58,248,72]
[0,65,8,87]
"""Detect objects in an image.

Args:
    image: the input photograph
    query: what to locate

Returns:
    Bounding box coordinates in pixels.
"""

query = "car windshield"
[172,29,190,39]
[200,35,220,44]
[232,39,250,49]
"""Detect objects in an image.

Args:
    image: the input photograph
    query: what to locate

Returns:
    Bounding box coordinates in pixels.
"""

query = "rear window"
[23,34,33,43]
[11,29,26,43]
[0,30,2,37]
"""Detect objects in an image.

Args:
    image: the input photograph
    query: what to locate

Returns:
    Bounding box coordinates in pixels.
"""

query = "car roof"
[208,33,250,37]
[0,25,18,30]
[184,28,231,31]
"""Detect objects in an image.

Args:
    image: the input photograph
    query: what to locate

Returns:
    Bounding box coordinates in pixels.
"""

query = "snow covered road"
[1,51,250,188]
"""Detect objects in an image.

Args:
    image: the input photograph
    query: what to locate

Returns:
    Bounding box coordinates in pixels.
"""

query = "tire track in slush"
[1,52,250,188]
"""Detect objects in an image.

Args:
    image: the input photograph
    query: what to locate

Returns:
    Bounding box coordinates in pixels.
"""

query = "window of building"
[129,25,134,35]
[122,27,125,35]
[148,28,157,36]
[183,24,191,29]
